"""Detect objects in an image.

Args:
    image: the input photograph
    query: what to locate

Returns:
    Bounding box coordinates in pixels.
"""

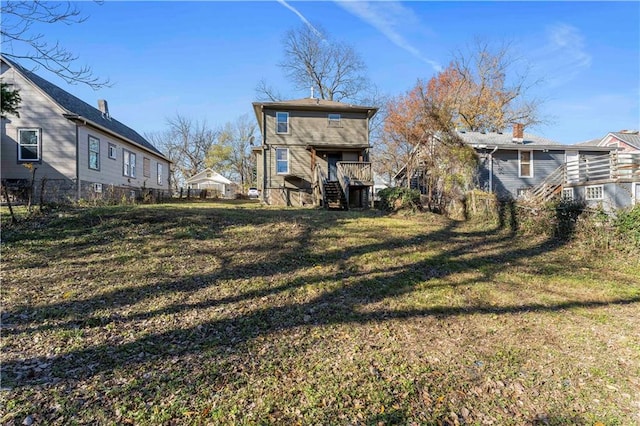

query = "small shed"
[186,169,233,198]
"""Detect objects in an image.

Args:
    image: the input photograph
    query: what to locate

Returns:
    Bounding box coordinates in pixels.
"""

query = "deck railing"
[529,152,640,203]
[337,162,373,184]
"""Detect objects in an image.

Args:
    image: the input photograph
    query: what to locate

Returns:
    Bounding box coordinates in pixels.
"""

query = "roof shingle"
[2,55,167,159]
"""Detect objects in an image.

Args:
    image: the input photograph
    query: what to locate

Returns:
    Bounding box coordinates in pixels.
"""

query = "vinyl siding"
[77,126,169,190]
[478,149,565,197]
[264,109,369,146]
[1,63,77,182]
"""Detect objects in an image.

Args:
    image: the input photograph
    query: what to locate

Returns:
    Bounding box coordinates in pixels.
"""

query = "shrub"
[377,187,421,212]
[614,204,640,249]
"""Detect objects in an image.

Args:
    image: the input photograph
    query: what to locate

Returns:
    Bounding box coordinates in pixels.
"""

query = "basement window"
[585,185,603,200]
[562,188,574,201]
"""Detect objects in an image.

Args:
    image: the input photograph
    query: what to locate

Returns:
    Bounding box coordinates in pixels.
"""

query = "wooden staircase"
[323,180,347,210]
[529,164,566,203]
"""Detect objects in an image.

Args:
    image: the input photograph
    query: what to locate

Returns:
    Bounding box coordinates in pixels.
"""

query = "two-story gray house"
[252,98,378,208]
[1,55,170,203]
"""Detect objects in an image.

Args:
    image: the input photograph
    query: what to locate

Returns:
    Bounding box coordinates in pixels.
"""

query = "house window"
[562,188,574,201]
[143,157,151,177]
[585,185,603,200]
[276,112,289,134]
[517,188,531,199]
[519,150,533,177]
[276,148,289,174]
[108,143,117,159]
[123,149,136,178]
[17,128,41,162]
[157,163,164,185]
[328,113,341,127]
[88,136,100,170]
[633,183,640,205]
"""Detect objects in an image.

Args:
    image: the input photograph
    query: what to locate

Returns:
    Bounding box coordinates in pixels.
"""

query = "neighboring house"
[252,97,378,208]
[394,124,640,210]
[1,55,170,203]
[457,124,614,199]
[561,134,640,210]
[597,130,640,153]
[185,168,233,197]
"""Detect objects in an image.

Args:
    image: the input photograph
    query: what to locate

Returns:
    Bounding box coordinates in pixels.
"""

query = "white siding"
[1,63,77,182]
[77,126,169,190]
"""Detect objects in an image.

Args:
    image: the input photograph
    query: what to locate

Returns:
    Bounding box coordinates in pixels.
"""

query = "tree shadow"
[1,203,638,426]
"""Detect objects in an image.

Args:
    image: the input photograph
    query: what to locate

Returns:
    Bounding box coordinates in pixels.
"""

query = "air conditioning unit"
[93,183,103,193]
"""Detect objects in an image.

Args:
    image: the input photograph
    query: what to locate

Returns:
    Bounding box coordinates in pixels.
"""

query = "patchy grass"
[1,202,639,425]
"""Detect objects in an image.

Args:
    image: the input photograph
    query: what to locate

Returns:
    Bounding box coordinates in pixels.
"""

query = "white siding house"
[1,55,170,202]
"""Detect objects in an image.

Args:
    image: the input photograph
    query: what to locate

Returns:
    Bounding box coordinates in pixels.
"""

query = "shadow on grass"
[2,204,638,391]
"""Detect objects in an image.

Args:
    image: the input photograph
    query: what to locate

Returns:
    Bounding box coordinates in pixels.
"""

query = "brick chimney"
[97,99,110,118]
[512,123,524,143]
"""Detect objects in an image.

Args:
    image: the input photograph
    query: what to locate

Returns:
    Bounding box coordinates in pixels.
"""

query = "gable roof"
[601,131,640,150]
[252,97,378,132]
[1,55,168,160]
[456,130,562,149]
[185,168,232,185]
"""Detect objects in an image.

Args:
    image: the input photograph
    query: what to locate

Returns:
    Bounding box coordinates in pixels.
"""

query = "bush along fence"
[464,189,640,251]
[1,177,171,221]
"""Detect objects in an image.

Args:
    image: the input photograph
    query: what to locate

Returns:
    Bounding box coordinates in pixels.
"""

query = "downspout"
[75,123,81,200]
[488,146,498,193]
[262,106,268,203]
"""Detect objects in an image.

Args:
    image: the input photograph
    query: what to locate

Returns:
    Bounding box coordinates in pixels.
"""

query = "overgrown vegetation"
[1,202,639,425]
[377,187,421,212]
[463,190,640,253]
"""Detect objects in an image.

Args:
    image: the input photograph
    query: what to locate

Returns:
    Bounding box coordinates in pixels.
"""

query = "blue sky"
[5,1,639,144]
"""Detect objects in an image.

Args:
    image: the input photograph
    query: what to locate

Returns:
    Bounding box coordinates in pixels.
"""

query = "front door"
[328,154,341,181]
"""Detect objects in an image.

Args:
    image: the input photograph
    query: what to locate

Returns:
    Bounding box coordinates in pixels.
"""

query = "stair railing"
[314,163,328,207]
[336,162,350,210]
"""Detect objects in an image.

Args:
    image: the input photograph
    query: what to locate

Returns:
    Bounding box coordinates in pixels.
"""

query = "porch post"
[311,147,316,173]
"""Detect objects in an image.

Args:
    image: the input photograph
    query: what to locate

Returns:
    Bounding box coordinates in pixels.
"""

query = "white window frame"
[157,163,164,185]
[17,128,41,162]
[123,149,136,178]
[276,112,289,134]
[516,188,531,199]
[632,182,639,205]
[88,135,100,170]
[275,147,289,175]
[328,113,341,127]
[585,185,603,200]
[562,187,574,201]
[519,150,533,178]
[108,143,117,160]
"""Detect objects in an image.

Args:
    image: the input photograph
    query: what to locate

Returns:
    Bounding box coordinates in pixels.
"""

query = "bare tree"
[256,24,370,103]
[147,115,218,192]
[1,1,110,89]
[450,40,545,132]
[207,114,257,190]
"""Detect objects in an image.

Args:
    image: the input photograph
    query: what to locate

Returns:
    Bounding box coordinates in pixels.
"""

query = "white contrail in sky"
[276,0,324,39]
[336,0,442,72]
[529,23,592,87]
